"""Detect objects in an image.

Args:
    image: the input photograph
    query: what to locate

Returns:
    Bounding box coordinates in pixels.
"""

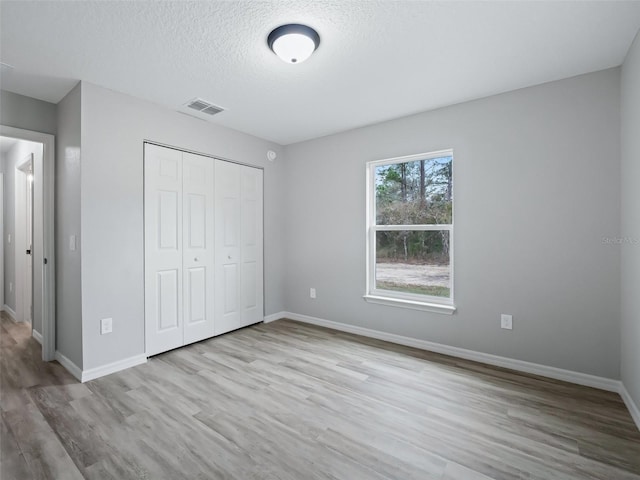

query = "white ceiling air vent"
[183,98,225,118]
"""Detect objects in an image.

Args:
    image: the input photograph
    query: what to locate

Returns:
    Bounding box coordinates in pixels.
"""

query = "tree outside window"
[367,150,453,307]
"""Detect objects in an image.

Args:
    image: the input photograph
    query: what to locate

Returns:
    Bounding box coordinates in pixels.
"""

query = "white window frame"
[364,149,456,315]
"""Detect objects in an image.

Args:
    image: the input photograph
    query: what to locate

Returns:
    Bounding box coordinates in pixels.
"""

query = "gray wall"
[284,68,621,379]
[621,33,640,408]
[80,82,285,370]
[1,90,57,135]
[55,83,83,368]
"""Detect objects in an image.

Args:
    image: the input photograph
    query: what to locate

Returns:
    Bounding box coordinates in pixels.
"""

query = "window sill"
[363,294,456,315]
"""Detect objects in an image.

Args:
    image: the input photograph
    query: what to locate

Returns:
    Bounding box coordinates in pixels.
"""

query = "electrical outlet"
[100,317,113,335]
[310,288,316,299]
[69,235,76,251]
[501,314,513,330]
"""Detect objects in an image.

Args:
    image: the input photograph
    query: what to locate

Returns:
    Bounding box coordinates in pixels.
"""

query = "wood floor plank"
[2,403,84,480]
[0,415,31,480]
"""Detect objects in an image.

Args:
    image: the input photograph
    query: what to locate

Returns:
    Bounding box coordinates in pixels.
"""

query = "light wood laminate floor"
[1,313,639,480]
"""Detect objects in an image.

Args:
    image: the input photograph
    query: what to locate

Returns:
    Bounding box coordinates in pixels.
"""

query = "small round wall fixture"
[268,24,320,64]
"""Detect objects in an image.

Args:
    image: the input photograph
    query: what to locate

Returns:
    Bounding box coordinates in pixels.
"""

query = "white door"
[25,174,33,323]
[144,144,184,355]
[182,152,215,344]
[240,166,263,328]
[214,161,241,335]
[15,156,33,325]
[215,161,263,335]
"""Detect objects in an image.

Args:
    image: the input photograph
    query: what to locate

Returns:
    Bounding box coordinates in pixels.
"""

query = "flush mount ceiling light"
[267,24,320,64]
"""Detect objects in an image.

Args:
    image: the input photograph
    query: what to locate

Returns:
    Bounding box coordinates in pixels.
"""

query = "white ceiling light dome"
[268,24,320,64]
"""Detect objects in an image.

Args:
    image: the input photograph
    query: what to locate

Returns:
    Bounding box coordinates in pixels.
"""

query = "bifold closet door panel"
[182,152,215,345]
[144,144,184,356]
[240,167,264,328]
[214,160,242,335]
[214,160,264,335]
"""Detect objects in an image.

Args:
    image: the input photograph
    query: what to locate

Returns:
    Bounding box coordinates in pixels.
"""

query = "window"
[365,150,455,314]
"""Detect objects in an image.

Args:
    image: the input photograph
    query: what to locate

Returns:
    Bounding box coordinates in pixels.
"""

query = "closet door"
[214,161,241,335]
[214,161,263,335]
[182,152,215,344]
[144,144,184,356]
[240,167,263,328]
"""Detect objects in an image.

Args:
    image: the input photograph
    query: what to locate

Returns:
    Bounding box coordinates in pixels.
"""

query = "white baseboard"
[3,305,17,322]
[81,355,147,382]
[264,311,287,323]
[55,351,147,383]
[55,351,83,382]
[280,311,621,393]
[32,329,43,344]
[620,384,640,431]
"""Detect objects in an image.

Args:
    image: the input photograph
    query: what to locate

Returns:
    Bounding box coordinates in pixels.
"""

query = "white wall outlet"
[100,317,113,335]
[501,314,513,330]
[310,288,316,299]
[69,235,76,251]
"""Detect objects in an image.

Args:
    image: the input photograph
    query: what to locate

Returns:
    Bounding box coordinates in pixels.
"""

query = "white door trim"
[0,125,55,362]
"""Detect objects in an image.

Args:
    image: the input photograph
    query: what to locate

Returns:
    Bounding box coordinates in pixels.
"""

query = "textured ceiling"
[1,1,640,145]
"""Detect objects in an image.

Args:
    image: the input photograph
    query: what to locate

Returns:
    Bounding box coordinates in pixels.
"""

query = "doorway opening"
[0,127,55,361]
